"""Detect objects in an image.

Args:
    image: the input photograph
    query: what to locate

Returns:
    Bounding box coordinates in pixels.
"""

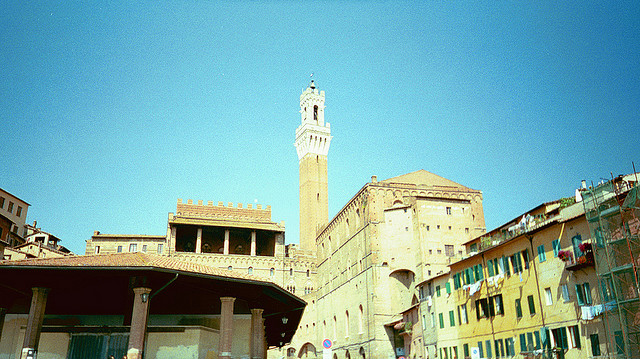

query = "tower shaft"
[295,81,331,251]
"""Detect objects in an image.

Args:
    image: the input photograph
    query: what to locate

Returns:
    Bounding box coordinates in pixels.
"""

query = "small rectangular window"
[477,342,484,358]
[545,288,553,305]
[436,285,441,297]
[485,339,492,358]
[527,295,536,315]
[568,325,581,348]
[7,201,14,213]
[561,284,570,302]
[520,333,527,352]
[463,344,469,358]
[142,245,147,252]
[515,298,523,318]
[129,243,137,252]
[0,197,4,208]
[449,310,455,327]
[465,227,469,234]
[590,334,601,356]
[117,245,123,253]
[439,313,444,328]
[459,304,468,324]
[446,282,451,294]
[94,246,100,254]
[552,239,560,257]
[157,243,164,254]
[446,207,452,215]
[537,245,546,262]
[16,206,22,217]
[445,244,454,257]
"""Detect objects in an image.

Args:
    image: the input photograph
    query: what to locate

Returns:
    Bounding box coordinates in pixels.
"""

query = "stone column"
[0,308,6,345]
[223,230,230,255]
[21,287,49,359]
[250,231,257,257]
[250,308,265,359]
[128,287,151,359]
[218,297,235,359]
[170,226,177,252]
[196,227,202,254]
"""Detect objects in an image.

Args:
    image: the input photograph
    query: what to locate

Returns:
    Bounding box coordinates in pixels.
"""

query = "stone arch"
[388,269,415,311]
[298,342,317,358]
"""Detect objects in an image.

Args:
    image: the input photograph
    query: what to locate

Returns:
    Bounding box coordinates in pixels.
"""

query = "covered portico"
[0,252,305,359]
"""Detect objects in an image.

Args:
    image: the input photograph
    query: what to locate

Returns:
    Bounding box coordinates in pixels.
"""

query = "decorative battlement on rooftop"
[175,199,272,223]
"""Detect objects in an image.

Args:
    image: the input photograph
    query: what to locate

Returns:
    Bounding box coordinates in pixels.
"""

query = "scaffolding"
[582,173,640,359]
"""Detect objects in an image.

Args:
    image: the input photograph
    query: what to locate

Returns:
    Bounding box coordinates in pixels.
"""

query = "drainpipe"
[528,235,548,358]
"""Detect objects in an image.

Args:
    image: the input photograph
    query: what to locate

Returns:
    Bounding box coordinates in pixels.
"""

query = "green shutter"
[515,299,522,318]
[528,295,536,315]
[446,282,451,294]
[584,283,592,304]
[576,284,585,305]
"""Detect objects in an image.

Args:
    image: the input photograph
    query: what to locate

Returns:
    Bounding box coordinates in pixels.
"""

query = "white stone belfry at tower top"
[295,81,332,160]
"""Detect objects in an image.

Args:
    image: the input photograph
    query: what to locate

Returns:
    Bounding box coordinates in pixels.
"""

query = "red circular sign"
[322,339,332,349]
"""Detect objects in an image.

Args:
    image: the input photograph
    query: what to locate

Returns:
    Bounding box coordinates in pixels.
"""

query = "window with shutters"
[527,295,536,315]
[537,245,546,262]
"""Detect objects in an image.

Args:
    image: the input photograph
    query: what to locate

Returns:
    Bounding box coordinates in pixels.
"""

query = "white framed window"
[117,246,123,253]
[561,284,570,302]
[129,243,137,252]
[94,246,100,254]
[545,288,553,305]
[157,243,163,254]
[142,245,147,252]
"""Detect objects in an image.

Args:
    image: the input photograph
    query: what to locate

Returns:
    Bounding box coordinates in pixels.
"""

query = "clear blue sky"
[2,1,638,254]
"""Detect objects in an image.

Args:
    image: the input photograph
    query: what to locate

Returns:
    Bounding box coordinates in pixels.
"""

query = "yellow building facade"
[416,197,610,359]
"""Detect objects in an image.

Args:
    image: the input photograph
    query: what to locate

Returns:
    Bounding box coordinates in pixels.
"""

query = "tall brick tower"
[295,80,331,252]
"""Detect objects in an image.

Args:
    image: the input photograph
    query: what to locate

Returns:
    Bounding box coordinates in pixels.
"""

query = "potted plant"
[558,250,573,262]
[579,242,592,253]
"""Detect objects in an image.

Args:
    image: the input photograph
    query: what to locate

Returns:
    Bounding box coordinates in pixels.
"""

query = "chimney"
[371,175,378,183]
[581,180,587,189]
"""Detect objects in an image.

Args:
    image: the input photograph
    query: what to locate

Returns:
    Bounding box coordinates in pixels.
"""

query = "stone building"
[285,80,486,359]
[86,199,317,300]
[288,170,486,358]
[0,188,29,246]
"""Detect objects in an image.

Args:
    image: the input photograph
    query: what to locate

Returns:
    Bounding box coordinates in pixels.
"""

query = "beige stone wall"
[299,154,328,252]
[85,235,166,255]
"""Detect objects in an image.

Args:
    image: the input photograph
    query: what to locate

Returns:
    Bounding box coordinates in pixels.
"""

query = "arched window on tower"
[314,105,318,122]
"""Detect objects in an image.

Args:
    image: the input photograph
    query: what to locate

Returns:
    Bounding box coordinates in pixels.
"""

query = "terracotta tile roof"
[0,252,265,283]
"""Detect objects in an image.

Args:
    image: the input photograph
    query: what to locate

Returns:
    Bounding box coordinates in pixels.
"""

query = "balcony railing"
[564,251,595,271]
